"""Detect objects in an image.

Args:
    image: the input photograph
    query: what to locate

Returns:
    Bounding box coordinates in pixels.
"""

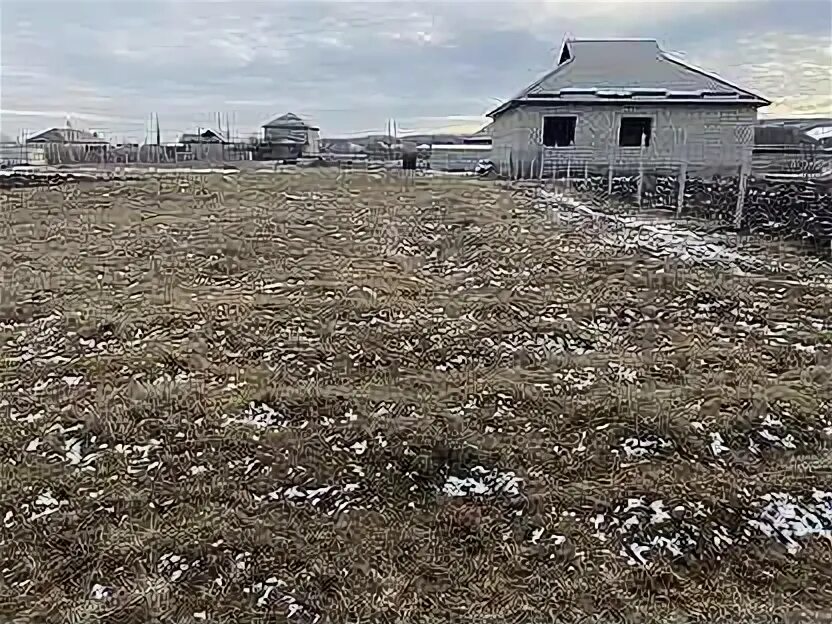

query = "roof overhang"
[263,123,319,131]
[264,138,306,145]
[488,38,771,118]
[489,96,769,117]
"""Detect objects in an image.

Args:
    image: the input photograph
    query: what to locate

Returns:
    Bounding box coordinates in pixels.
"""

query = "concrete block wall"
[489,103,757,176]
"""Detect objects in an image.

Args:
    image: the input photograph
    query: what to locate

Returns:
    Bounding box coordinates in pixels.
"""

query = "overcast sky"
[1,0,830,142]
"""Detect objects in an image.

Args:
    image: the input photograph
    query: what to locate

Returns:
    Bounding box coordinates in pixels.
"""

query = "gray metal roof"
[263,112,319,130]
[490,38,769,116]
[754,125,819,146]
[179,128,226,144]
[760,117,832,129]
[268,137,306,145]
[26,127,109,144]
[467,122,493,138]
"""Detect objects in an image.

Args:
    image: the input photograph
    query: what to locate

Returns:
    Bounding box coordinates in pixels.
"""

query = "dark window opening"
[619,117,652,147]
[543,116,576,147]
[559,44,572,64]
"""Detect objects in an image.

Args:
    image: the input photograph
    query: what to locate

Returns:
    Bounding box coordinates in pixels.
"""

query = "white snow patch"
[748,490,832,555]
[442,466,522,498]
[225,401,288,429]
[709,432,730,457]
[90,583,112,600]
[158,553,201,583]
[618,436,673,461]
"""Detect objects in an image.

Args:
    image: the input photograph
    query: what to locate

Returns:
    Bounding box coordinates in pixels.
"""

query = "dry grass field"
[1,169,832,623]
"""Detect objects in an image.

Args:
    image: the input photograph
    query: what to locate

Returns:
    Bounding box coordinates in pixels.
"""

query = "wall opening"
[542,116,577,147]
[619,117,652,147]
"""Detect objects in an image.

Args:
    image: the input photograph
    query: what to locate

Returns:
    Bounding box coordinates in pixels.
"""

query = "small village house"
[418,143,493,172]
[260,113,321,160]
[753,118,832,175]
[462,123,493,146]
[0,134,47,167]
[488,38,770,177]
[26,127,110,163]
[177,128,228,162]
[179,128,226,145]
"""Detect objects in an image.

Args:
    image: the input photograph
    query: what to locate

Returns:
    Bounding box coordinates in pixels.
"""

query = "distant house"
[26,127,110,162]
[488,38,770,177]
[753,118,831,175]
[260,113,321,160]
[463,123,493,146]
[0,142,47,167]
[808,124,832,149]
[27,127,109,147]
[754,123,819,148]
[418,143,493,172]
[322,139,366,155]
[179,128,226,144]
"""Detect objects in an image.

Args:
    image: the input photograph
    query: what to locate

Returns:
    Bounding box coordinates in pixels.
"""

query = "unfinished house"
[260,113,321,161]
[488,38,770,177]
[178,128,227,162]
[179,128,226,145]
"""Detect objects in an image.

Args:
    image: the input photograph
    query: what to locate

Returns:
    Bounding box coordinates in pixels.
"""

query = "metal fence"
[35,142,257,165]
[488,143,832,181]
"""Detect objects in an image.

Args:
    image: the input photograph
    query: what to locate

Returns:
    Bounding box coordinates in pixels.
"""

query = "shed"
[487,38,770,177]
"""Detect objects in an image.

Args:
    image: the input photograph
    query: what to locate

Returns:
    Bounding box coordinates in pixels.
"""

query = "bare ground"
[1,169,832,623]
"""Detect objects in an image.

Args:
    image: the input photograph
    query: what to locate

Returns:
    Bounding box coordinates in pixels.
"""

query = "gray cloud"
[1,0,829,141]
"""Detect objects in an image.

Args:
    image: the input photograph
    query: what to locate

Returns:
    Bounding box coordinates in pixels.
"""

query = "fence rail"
[488,144,832,180]
[32,143,257,166]
[550,168,832,255]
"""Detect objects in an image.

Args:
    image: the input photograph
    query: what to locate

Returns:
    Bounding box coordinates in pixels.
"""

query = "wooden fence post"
[676,161,687,218]
[734,158,749,230]
[607,150,614,196]
[636,136,646,208]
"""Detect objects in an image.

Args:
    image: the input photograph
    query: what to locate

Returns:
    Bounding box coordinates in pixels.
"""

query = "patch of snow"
[225,401,288,429]
[90,583,112,600]
[442,466,522,498]
[542,191,774,271]
[158,553,200,583]
[748,490,832,555]
[709,432,730,457]
[618,435,673,461]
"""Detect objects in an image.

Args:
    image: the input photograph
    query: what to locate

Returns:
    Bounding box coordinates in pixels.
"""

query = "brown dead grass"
[1,169,832,623]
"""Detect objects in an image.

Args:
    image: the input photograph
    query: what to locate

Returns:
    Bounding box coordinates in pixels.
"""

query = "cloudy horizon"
[1,0,830,143]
